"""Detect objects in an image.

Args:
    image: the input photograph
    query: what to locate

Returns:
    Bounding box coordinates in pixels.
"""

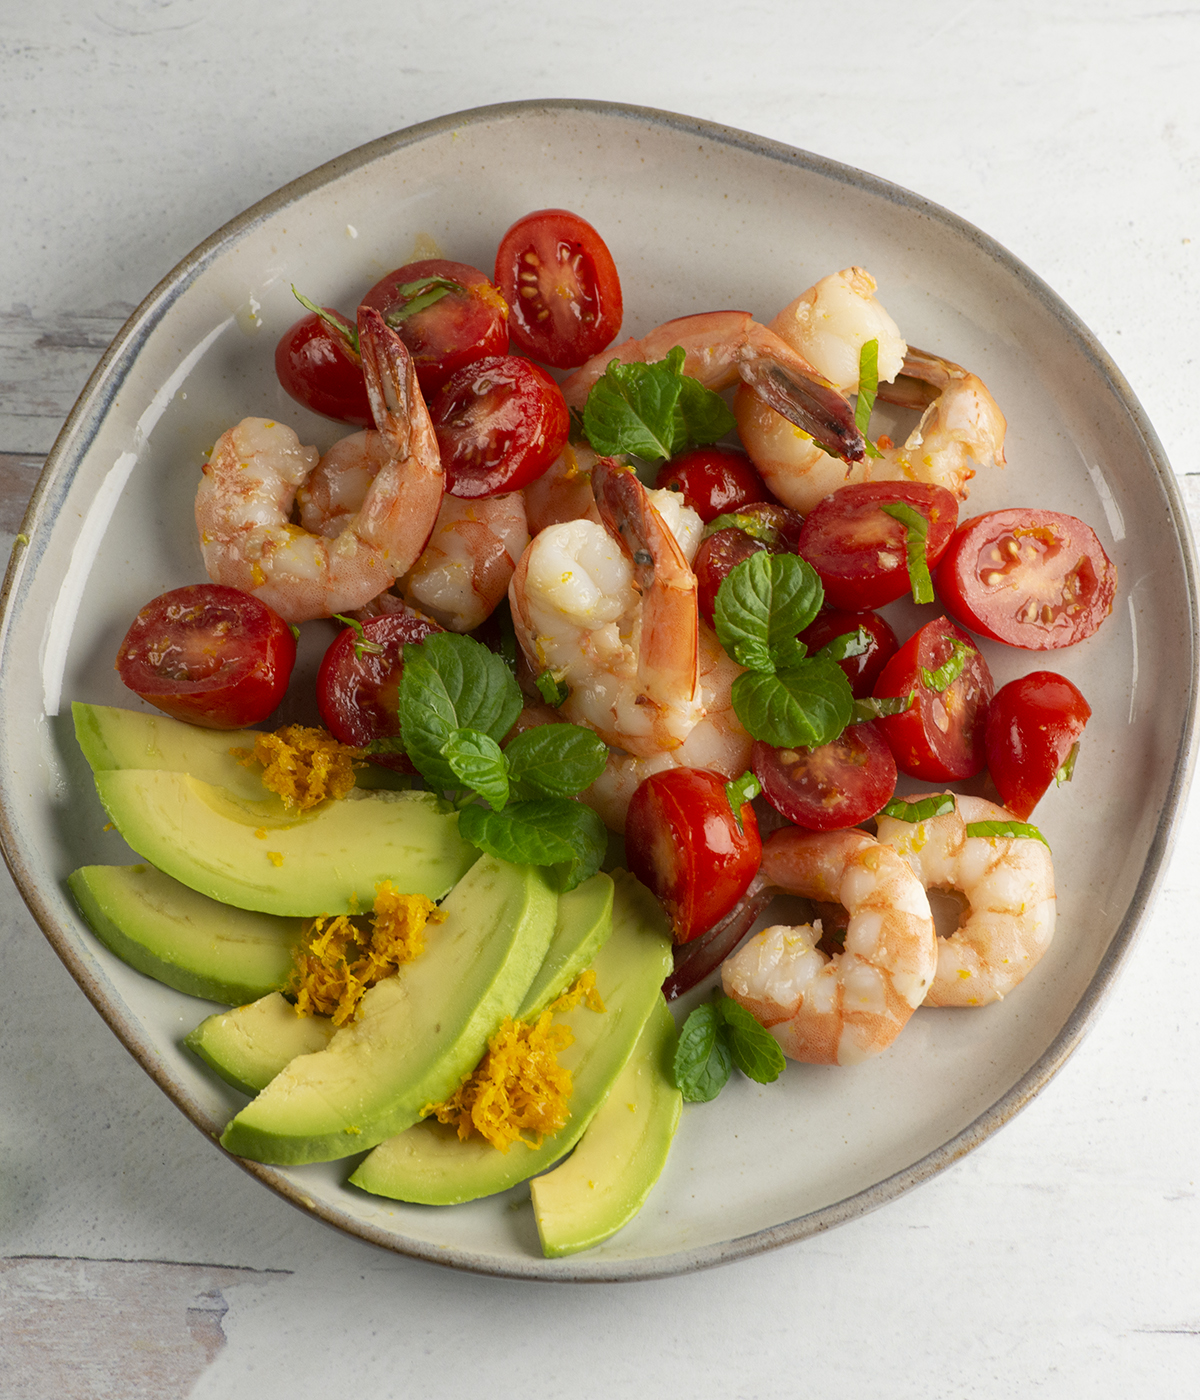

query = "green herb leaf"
[965,819,1050,848]
[535,669,570,707]
[855,338,882,459]
[581,347,735,463]
[850,692,915,723]
[730,657,854,750]
[713,552,824,673]
[879,501,935,605]
[440,729,509,811]
[880,793,957,823]
[672,1003,733,1103]
[919,638,973,695]
[291,286,359,356]
[384,276,464,325]
[818,627,872,662]
[333,613,384,659]
[504,724,608,800]
[716,995,785,1084]
[458,798,607,891]
[676,371,737,446]
[724,770,761,831]
[704,511,781,545]
[1055,741,1080,786]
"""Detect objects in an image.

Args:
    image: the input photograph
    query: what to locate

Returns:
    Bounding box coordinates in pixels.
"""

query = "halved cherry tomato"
[985,671,1092,818]
[624,768,762,944]
[693,503,805,627]
[274,309,373,427]
[796,482,960,611]
[798,608,899,698]
[873,616,994,780]
[360,258,509,397]
[316,608,442,770]
[654,446,771,522]
[430,355,570,499]
[116,584,296,729]
[752,724,896,831]
[935,508,1117,649]
[494,209,623,368]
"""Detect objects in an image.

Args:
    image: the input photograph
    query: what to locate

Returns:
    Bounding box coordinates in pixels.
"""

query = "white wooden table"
[3,4,1198,1396]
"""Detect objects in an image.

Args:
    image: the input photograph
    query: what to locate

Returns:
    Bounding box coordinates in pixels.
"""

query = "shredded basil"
[384,276,464,325]
[291,286,358,356]
[965,819,1050,848]
[855,338,883,460]
[724,770,761,832]
[1055,742,1080,786]
[919,638,974,694]
[880,793,956,823]
[333,613,384,660]
[879,500,935,605]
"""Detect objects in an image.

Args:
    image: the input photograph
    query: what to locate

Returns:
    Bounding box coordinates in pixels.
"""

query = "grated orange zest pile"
[234,724,361,810]
[288,881,442,1026]
[428,972,605,1152]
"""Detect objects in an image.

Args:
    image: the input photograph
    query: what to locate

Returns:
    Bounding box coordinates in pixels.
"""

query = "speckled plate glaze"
[0,100,1195,1281]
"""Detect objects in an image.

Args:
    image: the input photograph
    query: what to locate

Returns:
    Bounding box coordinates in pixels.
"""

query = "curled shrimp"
[509,458,703,757]
[875,794,1055,1007]
[195,308,443,624]
[721,827,937,1065]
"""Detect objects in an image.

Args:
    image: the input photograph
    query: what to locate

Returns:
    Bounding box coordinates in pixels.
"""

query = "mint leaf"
[717,995,785,1084]
[855,338,882,459]
[850,692,914,723]
[965,819,1050,849]
[879,501,935,605]
[505,724,608,800]
[714,552,825,673]
[384,276,463,325]
[880,793,956,823]
[535,669,569,707]
[441,729,508,811]
[291,286,358,356]
[919,638,973,695]
[583,347,686,461]
[730,656,853,750]
[724,770,761,831]
[673,1003,733,1103]
[1055,741,1080,786]
[818,627,872,662]
[676,371,737,445]
[705,511,782,545]
[458,798,607,891]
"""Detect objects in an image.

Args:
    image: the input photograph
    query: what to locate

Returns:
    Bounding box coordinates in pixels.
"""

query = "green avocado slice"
[219,856,558,1165]
[68,863,302,1005]
[185,993,336,1095]
[92,769,477,916]
[516,872,614,1020]
[349,869,672,1205]
[531,995,682,1258]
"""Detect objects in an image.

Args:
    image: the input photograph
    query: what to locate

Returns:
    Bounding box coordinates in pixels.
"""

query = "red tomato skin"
[798,608,899,698]
[752,724,897,831]
[624,768,762,945]
[316,610,442,770]
[985,671,1092,818]
[797,482,960,611]
[115,584,296,729]
[935,508,1117,649]
[274,311,373,427]
[654,446,772,522]
[873,616,995,780]
[494,209,623,368]
[360,258,509,397]
[693,503,806,628]
[430,355,569,498]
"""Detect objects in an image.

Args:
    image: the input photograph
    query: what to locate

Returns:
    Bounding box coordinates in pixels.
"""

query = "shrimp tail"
[735,352,867,464]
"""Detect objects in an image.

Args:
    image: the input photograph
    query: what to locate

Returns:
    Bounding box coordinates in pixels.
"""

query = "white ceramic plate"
[1,100,1195,1281]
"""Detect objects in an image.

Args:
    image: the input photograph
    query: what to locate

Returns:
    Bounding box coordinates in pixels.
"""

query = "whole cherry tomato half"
[693,502,805,627]
[935,508,1117,649]
[360,258,509,398]
[654,446,772,522]
[985,670,1092,818]
[873,615,994,780]
[796,481,960,611]
[316,607,442,770]
[798,608,899,698]
[274,308,373,427]
[430,355,570,498]
[624,768,762,945]
[752,723,897,831]
[116,584,296,729]
[494,209,623,368]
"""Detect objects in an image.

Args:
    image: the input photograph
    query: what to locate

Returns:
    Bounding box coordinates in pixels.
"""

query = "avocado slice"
[185,992,336,1095]
[531,995,682,1258]
[350,869,672,1205]
[68,863,302,1004]
[219,856,558,1165]
[92,769,477,916]
[516,872,614,1020]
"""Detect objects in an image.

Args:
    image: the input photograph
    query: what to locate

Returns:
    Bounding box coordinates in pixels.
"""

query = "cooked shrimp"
[523,440,601,536]
[509,458,704,757]
[722,827,937,1065]
[875,793,1054,1007]
[195,308,443,624]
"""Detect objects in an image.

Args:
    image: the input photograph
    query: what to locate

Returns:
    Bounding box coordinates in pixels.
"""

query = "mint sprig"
[879,501,935,605]
[714,553,854,750]
[673,993,785,1103]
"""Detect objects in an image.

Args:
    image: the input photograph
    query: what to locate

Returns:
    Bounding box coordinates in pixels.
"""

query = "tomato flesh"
[430,355,569,498]
[624,768,762,944]
[654,446,771,522]
[116,584,296,729]
[935,508,1117,649]
[797,482,960,611]
[873,616,994,780]
[316,608,442,771]
[985,670,1092,818]
[360,258,509,398]
[275,310,373,428]
[494,209,623,368]
[798,608,899,698]
[752,724,896,830]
